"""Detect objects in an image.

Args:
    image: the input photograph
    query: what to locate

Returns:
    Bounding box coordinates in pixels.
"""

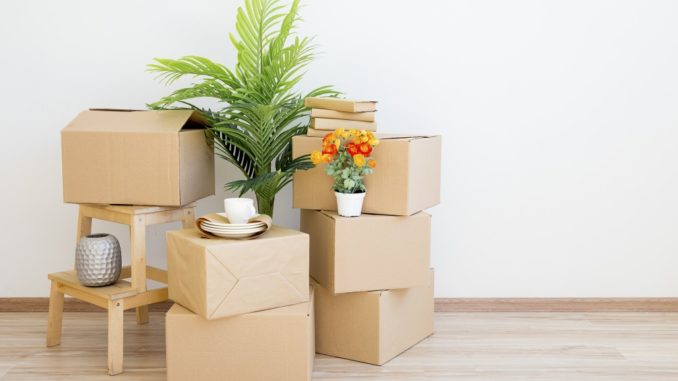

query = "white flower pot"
[335,191,366,217]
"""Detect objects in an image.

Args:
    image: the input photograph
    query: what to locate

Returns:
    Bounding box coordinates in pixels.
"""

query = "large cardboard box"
[292,134,441,215]
[301,210,430,294]
[166,288,315,381]
[313,271,434,365]
[166,227,309,320]
[61,109,214,206]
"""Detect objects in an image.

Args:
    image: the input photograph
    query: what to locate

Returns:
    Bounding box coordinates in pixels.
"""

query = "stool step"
[48,271,137,302]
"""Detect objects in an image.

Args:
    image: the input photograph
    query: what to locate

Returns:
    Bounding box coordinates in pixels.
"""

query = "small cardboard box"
[313,271,434,365]
[61,109,214,206]
[166,288,314,381]
[292,134,441,216]
[166,227,309,320]
[301,210,431,294]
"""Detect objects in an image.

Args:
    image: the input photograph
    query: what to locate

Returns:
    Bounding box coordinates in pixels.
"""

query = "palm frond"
[148,0,338,216]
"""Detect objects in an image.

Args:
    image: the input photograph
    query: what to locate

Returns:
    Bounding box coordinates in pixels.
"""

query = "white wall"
[1,0,678,297]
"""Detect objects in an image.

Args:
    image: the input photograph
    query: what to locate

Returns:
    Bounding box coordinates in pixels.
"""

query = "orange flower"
[353,154,366,167]
[322,132,336,144]
[321,154,333,163]
[358,143,372,156]
[346,142,359,156]
[310,151,323,164]
[322,144,337,156]
[368,159,376,168]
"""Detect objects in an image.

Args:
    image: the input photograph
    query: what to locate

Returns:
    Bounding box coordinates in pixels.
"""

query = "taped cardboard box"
[61,109,214,206]
[301,210,431,294]
[292,134,441,216]
[166,227,309,320]
[313,270,434,365]
[166,287,314,381]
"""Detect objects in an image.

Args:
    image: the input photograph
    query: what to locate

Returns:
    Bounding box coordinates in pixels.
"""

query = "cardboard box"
[166,227,309,320]
[166,288,314,381]
[313,271,434,365]
[61,109,214,206]
[301,210,430,294]
[292,134,441,216]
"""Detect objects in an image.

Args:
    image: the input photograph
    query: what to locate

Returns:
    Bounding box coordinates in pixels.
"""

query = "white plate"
[201,220,266,228]
[202,225,266,235]
[208,231,259,239]
[200,223,266,232]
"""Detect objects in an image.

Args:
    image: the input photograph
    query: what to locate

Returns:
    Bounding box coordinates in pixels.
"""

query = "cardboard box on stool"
[61,109,214,206]
[292,134,441,216]
[312,270,434,365]
[301,210,431,294]
[166,227,309,320]
[166,287,315,381]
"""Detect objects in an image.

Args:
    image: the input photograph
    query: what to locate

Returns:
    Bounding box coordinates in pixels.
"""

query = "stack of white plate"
[199,213,268,239]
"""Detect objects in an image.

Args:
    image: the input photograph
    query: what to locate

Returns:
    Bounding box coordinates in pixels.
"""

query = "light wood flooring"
[0,311,677,380]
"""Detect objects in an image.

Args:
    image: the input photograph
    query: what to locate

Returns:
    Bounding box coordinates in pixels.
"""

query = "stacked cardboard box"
[305,97,378,137]
[165,227,315,381]
[293,101,442,365]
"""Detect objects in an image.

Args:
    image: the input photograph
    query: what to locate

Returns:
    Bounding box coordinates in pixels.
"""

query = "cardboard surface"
[313,271,434,365]
[61,109,214,206]
[166,288,314,381]
[301,210,431,294]
[293,135,441,215]
[166,227,309,319]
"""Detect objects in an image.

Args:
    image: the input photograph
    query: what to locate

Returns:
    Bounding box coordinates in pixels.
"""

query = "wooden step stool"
[46,204,195,375]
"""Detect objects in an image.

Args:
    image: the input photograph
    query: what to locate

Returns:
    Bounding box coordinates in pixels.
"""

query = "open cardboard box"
[301,210,431,294]
[292,134,441,216]
[166,227,309,320]
[312,270,434,365]
[61,109,214,206]
[166,287,315,381]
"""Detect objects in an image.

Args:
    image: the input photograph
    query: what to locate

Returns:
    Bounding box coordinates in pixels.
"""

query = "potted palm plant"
[147,0,337,217]
[311,128,379,217]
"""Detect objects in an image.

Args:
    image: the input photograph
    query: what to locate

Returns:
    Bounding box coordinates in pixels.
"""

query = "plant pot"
[335,191,366,217]
[75,233,122,287]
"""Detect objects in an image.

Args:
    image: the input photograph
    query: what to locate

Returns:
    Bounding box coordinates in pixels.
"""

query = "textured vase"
[75,233,122,287]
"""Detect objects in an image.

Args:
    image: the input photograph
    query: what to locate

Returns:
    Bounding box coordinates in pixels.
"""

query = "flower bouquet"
[311,129,380,217]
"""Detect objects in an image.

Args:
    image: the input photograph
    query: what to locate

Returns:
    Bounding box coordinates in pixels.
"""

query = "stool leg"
[46,281,64,347]
[181,207,195,228]
[75,208,93,269]
[108,300,124,375]
[136,306,149,325]
[76,208,93,242]
[130,216,149,325]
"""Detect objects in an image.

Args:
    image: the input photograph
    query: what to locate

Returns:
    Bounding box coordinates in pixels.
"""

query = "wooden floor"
[1,311,677,380]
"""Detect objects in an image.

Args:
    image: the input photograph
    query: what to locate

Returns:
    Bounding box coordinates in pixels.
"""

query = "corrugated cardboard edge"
[407,135,442,214]
[301,210,337,294]
[311,277,382,364]
[317,211,432,294]
[377,269,435,365]
[179,129,215,205]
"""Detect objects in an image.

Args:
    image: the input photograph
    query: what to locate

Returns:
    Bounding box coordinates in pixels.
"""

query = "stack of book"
[305,97,378,137]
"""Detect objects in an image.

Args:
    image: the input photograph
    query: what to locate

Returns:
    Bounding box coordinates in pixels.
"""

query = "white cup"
[224,198,257,224]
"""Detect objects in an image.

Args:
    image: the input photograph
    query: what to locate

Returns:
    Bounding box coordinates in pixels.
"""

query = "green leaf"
[148,0,338,217]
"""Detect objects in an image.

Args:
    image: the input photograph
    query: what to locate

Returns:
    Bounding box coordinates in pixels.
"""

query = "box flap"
[63,109,207,133]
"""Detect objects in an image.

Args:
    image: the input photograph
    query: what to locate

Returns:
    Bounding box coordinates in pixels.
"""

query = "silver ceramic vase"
[75,233,122,287]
